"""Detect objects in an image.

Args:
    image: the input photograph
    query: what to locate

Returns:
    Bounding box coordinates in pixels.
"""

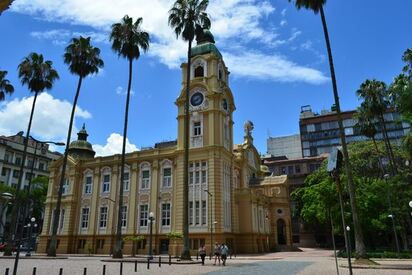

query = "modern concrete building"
[299,105,410,158]
[267,134,302,159]
[0,132,61,189]
[38,31,293,256]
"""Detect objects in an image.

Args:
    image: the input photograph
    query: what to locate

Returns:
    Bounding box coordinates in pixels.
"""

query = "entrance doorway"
[159,239,169,254]
[277,219,286,245]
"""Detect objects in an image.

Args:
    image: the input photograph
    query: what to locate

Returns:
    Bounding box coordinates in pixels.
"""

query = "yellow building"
[38,30,292,255]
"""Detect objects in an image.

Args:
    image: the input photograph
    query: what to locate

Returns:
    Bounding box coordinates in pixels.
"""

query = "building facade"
[300,105,411,158]
[38,31,292,255]
[267,134,302,159]
[0,132,61,189]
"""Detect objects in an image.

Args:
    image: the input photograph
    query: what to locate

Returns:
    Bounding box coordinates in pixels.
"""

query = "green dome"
[69,139,94,151]
[68,124,95,159]
[192,29,221,58]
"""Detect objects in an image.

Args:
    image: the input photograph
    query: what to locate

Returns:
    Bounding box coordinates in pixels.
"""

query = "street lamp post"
[346,226,352,265]
[25,217,37,256]
[204,189,213,259]
[148,212,155,260]
[384,174,400,257]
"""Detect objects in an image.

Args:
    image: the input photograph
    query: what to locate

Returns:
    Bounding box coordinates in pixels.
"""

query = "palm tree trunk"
[379,113,397,176]
[372,137,385,178]
[320,6,366,258]
[181,39,192,260]
[6,91,39,258]
[113,58,133,258]
[48,76,83,257]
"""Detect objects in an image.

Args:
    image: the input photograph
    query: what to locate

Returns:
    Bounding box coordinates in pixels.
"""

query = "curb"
[340,264,412,270]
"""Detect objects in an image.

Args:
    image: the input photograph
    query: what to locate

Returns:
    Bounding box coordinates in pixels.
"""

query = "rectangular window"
[141,170,150,189]
[1,168,8,176]
[4,153,10,163]
[59,209,65,232]
[27,158,34,168]
[84,176,92,194]
[81,208,89,229]
[139,204,148,227]
[193,122,201,136]
[295,165,301,174]
[12,170,19,179]
[189,161,207,186]
[201,200,207,225]
[288,166,294,175]
[62,178,69,195]
[162,168,172,188]
[189,202,193,225]
[25,172,33,181]
[15,156,22,165]
[38,162,45,171]
[161,203,171,226]
[195,201,200,225]
[77,239,86,249]
[121,205,127,227]
[123,172,129,191]
[99,207,108,228]
[102,174,110,193]
[97,239,105,249]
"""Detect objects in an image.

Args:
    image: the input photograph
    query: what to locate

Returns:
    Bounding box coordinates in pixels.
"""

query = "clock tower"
[176,29,235,151]
[174,29,236,235]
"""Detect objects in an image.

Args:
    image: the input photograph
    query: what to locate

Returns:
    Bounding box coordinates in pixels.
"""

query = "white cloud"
[14,0,327,84]
[30,29,108,46]
[223,51,328,84]
[93,133,138,156]
[280,20,287,27]
[115,86,135,96]
[0,92,92,141]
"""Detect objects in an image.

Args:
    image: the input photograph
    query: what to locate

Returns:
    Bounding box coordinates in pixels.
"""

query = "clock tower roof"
[191,29,221,58]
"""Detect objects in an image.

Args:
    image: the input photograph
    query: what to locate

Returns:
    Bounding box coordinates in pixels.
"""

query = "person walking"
[220,243,229,266]
[213,242,221,265]
[198,245,207,265]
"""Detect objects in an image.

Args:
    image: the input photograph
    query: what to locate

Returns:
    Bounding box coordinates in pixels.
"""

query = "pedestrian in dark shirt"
[198,245,207,265]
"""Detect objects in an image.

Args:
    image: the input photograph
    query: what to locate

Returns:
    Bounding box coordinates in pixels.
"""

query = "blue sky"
[0,0,411,155]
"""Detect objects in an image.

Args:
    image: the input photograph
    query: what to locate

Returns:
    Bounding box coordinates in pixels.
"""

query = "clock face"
[190,92,204,106]
[222,99,228,110]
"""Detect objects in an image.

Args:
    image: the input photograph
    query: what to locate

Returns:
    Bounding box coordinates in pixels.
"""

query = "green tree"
[47,36,103,257]
[110,15,149,259]
[0,70,14,101]
[356,79,397,176]
[294,141,411,251]
[390,48,412,123]
[288,0,366,258]
[168,0,210,260]
[5,53,59,256]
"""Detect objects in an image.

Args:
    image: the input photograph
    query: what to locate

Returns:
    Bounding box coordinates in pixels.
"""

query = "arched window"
[161,160,173,188]
[191,59,207,78]
[140,162,151,190]
[194,65,204,77]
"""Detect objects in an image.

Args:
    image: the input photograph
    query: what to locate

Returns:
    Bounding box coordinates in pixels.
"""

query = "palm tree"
[110,15,149,259]
[0,0,14,15]
[288,0,367,258]
[168,0,210,260]
[0,70,14,101]
[5,53,59,256]
[357,79,397,176]
[47,36,103,257]
[355,104,385,177]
